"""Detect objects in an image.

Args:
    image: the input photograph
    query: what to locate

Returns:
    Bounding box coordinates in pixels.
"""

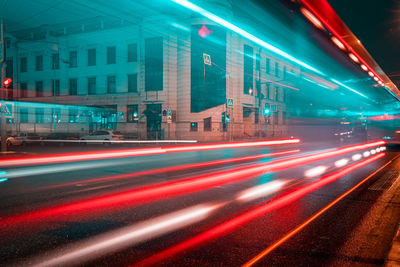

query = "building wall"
[5,12,298,141]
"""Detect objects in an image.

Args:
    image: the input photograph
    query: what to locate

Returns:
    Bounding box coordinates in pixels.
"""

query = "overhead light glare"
[361,64,368,71]
[331,36,345,50]
[300,8,325,30]
[348,53,359,63]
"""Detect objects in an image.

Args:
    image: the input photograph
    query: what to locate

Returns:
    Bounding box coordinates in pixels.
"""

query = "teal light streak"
[171,0,378,101]
[330,79,369,99]
[170,0,323,75]
[0,178,7,183]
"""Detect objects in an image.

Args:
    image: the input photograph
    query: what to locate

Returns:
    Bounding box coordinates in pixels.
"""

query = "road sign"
[167,108,172,116]
[227,98,234,107]
[2,102,14,118]
[270,104,277,112]
[203,53,211,66]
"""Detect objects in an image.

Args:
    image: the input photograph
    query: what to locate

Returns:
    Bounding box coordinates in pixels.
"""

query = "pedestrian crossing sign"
[2,102,14,118]
[227,98,234,107]
[203,53,211,66]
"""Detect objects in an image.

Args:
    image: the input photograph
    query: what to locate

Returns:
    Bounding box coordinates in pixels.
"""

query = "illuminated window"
[127,104,139,123]
[69,108,79,123]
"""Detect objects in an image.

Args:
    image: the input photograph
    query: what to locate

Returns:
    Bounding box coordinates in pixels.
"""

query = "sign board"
[203,53,211,66]
[167,108,172,116]
[227,98,234,107]
[2,102,14,118]
[270,104,277,112]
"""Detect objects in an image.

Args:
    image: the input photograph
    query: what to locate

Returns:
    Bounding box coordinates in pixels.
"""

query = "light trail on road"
[136,153,384,266]
[0,139,300,167]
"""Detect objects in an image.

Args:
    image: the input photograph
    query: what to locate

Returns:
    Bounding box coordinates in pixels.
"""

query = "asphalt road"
[0,141,398,266]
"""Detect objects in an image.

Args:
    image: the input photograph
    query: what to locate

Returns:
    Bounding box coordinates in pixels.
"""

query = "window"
[69,51,77,68]
[107,75,116,93]
[265,58,270,74]
[204,117,211,131]
[107,46,116,64]
[52,53,60,69]
[20,108,28,123]
[190,122,198,131]
[283,66,287,80]
[35,55,43,71]
[145,37,163,91]
[69,78,78,95]
[20,82,27,98]
[35,81,43,97]
[275,62,279,77]
[127,104,139,123]
[20,57,27,72]
[52,80,60,95]
[69,108,79,123]
[36,108,44,123]
[128,74,137,93]
[128,43,137,62]
[88,48,96,66]
[88,77,96,95]
[243,45,253,95]
[265,83,269,99]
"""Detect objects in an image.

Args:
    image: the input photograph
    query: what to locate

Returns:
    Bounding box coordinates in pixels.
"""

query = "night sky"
[329,0,400,85]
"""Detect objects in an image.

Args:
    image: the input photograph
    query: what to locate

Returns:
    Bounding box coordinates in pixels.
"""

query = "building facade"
[4,1,298,141]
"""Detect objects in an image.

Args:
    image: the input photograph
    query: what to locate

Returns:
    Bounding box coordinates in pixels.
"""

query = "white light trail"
[304,166,327,177]
[30,204,219,267]
[236,180,288,202]
[334,158,349,168]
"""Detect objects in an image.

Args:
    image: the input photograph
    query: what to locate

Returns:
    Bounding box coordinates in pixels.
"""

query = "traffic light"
[263,105,270,116]
[226,114,230,122]
[2,78,12,88]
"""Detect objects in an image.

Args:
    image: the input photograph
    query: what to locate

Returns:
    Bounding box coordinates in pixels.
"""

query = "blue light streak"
[330,79,369,99]
[170,0,323,75]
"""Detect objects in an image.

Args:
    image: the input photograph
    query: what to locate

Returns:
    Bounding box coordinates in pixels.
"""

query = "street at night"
[1,0,400,266]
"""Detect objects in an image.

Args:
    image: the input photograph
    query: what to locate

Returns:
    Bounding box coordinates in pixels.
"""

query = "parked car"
[6,132,41,146]
[80,130,123,145]
[42,132,80,146]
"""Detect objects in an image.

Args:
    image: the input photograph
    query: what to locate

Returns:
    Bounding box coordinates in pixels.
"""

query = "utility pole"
[1,19,6,152]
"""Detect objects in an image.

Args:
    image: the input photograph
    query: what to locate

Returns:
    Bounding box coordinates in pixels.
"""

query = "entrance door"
[146,104,162,140]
